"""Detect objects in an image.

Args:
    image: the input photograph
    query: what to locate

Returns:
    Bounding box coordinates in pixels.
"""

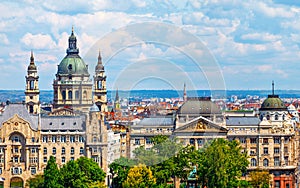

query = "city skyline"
[1,1,300,90]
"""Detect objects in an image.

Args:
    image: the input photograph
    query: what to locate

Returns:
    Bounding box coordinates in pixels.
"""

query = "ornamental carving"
[196,121,207,130]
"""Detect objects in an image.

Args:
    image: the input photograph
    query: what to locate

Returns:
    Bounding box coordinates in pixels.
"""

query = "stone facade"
[0,29,108,187]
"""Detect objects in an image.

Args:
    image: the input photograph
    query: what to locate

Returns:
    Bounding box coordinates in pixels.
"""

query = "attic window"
[61,122,64,125]
[49,122,52,125]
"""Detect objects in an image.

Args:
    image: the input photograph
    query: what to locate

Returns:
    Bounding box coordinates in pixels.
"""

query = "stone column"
[194,138,198,150]
[281,137,284,165]
[26,148,29,170]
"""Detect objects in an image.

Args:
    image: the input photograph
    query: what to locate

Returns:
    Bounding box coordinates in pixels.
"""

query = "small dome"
[178,97,221,115]
[57,54,89,75]
[90,103,100,112]
[260,95,286,111]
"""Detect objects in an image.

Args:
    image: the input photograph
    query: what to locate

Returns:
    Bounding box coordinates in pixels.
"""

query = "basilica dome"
[57,54,89,75]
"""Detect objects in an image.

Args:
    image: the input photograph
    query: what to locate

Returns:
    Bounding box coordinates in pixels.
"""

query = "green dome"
[260,95,286,111]
[57,54,89,75]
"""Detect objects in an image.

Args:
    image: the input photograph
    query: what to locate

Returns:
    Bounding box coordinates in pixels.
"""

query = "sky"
[1,0,300,91]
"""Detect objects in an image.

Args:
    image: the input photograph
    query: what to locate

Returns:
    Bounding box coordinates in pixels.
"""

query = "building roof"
[41,115,85,131]
[177,97,221,115]
[134,117,174,127]
[57,54,89,75]
[226,116,260,126]
[260,95,286,111]
[0,104,38,130]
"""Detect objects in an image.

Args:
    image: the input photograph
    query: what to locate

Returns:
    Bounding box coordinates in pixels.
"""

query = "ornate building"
[0,28,108,187]
[53,28,93,112]
[227,88,297,188]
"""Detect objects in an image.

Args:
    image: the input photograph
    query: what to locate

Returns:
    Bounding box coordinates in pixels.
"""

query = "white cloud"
[0,33,9,45]
[241,32,281,42]
[20,33,56,50]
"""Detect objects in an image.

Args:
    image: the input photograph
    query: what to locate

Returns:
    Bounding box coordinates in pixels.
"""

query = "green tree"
[25,174,44,188]
[60,160,86,188]
[197,138,249,187]
[122,164,156,188]
[109,157,136,188]
[249,169,270,188]
[76,157,106,183]
[43,156,63,188]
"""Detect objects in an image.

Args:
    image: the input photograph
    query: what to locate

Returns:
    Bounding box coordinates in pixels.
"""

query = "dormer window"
[68,64,72,70]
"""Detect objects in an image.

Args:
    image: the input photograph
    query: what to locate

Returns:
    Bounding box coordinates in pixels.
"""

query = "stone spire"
[95,49,104,71]
[27,50,37,71]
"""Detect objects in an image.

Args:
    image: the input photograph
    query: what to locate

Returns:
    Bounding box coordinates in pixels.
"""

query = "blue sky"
[1,0,300,91]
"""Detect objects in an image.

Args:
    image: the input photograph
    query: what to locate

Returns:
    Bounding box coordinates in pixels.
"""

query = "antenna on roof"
[272,80,274,95]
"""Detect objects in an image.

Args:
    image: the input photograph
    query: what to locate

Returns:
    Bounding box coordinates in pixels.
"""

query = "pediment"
[49,108,77,116]
[174,116,227,133]
[1,114,37,132]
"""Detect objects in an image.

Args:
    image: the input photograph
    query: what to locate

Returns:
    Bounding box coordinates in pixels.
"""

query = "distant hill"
[1,90,300,103]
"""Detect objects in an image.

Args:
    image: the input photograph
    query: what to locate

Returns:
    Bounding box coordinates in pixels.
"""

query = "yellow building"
[0,28,108,187]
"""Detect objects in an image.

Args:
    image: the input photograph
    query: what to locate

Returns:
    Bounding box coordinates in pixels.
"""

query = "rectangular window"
[146,138,152,144]
[42,136,48,143]
[274,157,280,166]
[13,157,18,163]
[239,138,246,144]
[285,156,288,166]
[60,136,66,143]
[263,138,268,144]
[0,168,2,175]
[43,148,47,155]
[263,147,268,154]
[31,148,36,153]
[62,157,65,163]
[31,137,35,143]
[285,137,289,143]
[274,148,280,154]
[31,167,36,175]
[135,139,140,145]
[284,147,288,153]
[250,138,257,144]
[79,136,84,142]
[43,157,47,163]
[70,157,74,161]
[70,136,75,143]
[274,137,280,144]
[52,136,56,143]
[14,147,19,153]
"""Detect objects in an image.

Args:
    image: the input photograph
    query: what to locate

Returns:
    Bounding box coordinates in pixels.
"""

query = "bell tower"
[93,50,107,112]
[25,51,40,114]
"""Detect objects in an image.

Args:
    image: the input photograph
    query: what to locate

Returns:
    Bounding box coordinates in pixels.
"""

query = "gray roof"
[41,115,85,131]
[226,116,260,126]
[178,98,221,115]
[135,117,174,127]
[0,104,38,130]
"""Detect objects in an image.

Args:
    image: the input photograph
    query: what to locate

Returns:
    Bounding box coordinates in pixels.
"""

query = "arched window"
[75,91,79,99]
[266,115,270,120]
[61,147,65,155]
[68,90,72,100]
[30,81,34,90]
[93,137,97,143]
[62,91,66,100]
[251,158,257,166]
[263,158,269,167]
[97,81,102,89]
[83,90,87,100]
[275,114,279,120]
[29,105,34,113]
